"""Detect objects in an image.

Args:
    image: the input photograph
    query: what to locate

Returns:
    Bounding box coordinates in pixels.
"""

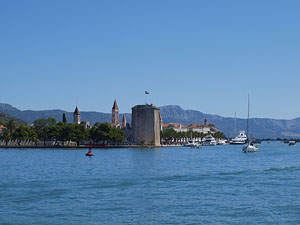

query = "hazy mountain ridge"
[1,103,300,138]
[0,111,27,126]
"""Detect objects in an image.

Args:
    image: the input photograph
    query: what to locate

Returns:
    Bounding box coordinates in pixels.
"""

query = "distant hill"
[1,103,300,138]
[0,111,27,126]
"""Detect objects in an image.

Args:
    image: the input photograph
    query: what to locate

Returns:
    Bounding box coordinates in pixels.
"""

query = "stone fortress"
[131,104,161,147]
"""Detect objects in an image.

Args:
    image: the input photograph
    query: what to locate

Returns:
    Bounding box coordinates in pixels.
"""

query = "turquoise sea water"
[1,142,300,225]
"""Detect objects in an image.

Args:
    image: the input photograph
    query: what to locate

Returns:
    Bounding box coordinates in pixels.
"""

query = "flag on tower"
[145,91,149,94]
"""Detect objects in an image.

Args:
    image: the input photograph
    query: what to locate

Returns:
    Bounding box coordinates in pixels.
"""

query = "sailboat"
[242,95,258,153]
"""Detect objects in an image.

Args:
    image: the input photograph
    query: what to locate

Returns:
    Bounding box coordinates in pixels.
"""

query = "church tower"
[112,100,119,125]
[73,106,81,124]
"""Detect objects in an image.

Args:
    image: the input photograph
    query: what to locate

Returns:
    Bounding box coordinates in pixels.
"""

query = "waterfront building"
[162,122,220,134]
[131,104,161,146]
[73,106,80,124]
[188,123,219,134]
[163,123,188,132]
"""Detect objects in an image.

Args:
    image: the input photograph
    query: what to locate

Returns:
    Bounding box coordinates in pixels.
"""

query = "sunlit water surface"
[1,142,300,224]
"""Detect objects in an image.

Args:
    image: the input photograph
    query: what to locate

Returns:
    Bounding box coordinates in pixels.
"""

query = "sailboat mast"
[234,112,237,137]
[247,95,250,141]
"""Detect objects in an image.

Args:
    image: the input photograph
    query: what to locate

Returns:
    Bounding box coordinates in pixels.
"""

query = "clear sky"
[1,0,300,119]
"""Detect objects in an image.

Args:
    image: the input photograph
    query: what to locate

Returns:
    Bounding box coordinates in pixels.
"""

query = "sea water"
[1,142,300,224]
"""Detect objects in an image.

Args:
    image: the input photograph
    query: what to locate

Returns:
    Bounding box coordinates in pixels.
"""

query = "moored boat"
[202,134,217,146]
[230,131,247,145]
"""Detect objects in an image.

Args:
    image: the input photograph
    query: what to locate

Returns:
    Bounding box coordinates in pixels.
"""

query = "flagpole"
[144,91,149,105]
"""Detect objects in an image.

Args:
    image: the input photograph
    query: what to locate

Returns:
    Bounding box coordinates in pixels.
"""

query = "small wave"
[256,165,300,173]
[218,170,248,176]
[156,175,187,181]
[88,181,136,189]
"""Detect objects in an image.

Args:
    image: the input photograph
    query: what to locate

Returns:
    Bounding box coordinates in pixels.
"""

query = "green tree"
[1,129,10,146]
[161,128,177,144]
[56,122,74,146]
[13,125,39,145]
[33,117,56,145]
[90,123,121,144]
[90,126,109,144]
[13,125,29,145]
[62,113,67,123]
[6,119,16,138]
[48,125,60,146]
[71,124,89,146]
[109,128,125,144]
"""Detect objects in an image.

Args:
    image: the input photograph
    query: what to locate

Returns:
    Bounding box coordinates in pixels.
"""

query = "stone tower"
[122,114,127,128]
[112,100,119,125]
[73,106,80,124]
[131,104,161,146]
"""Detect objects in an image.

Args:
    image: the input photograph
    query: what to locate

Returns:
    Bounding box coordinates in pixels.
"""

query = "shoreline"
[0,145,178,149]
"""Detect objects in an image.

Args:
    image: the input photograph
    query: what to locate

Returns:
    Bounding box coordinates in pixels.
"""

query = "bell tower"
[73,106,80,124]
[112,100,119,124]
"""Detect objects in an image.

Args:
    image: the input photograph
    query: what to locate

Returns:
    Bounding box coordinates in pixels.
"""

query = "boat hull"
[242,145,258,153]
[230,142,246,145]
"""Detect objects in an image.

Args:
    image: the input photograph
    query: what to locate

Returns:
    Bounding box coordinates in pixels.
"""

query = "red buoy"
[86,152,93,156]
[86,140,94,156]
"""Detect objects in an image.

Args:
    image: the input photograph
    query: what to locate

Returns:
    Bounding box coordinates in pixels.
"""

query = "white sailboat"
[242,95,258,153]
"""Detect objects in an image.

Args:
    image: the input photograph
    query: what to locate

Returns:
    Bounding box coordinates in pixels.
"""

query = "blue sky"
[1,0,300,119]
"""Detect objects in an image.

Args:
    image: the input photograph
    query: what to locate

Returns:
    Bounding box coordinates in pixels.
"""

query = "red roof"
[112,100,119,110]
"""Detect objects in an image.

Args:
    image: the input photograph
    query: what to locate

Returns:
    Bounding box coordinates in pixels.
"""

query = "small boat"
[218,139,230,145]
[184,140,196,147]
[190,142,201,149]
[242,95,258,153]
[243,141,258,153]
[202,134,217,146]
[288,141,296,146]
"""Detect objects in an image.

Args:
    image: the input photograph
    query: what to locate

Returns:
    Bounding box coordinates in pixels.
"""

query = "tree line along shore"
[0,118,125,147]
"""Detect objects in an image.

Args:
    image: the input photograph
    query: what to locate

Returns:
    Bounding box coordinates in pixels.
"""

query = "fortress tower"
[131,104,161,146]
[73,106,80,124]
[112,100,119,125]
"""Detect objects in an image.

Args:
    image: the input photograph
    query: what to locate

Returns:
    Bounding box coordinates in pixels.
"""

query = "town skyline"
[2,1,300,119]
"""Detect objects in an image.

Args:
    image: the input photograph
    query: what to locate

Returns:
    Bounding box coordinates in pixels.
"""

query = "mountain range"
[0,103,300,139]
